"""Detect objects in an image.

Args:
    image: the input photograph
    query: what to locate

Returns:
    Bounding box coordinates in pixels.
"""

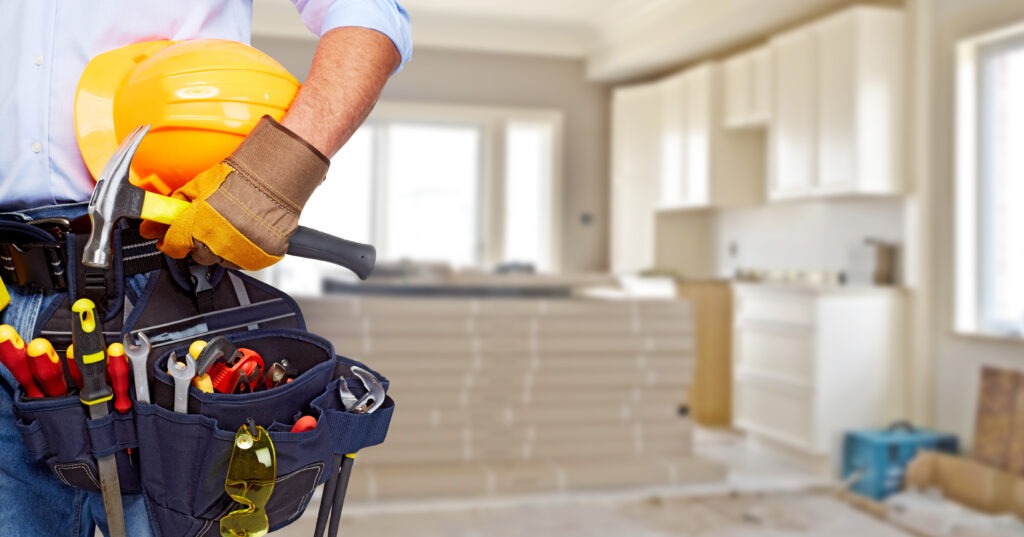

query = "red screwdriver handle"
[64,344,84,390]
[27,338,68,397]
[0,325,44,398]
[107,343,131,414]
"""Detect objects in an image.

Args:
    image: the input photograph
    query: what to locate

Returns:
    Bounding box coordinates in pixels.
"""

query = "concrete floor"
[274,430,914,537]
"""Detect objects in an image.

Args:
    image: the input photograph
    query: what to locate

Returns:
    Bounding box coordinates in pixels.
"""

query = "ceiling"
[252,0,862,82]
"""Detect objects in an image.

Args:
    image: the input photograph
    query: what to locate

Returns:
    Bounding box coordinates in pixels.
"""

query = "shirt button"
[31,142,42,153]
[33,54,44,66]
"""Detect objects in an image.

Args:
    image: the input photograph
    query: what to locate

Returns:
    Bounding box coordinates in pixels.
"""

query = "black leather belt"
[0,216,164,294]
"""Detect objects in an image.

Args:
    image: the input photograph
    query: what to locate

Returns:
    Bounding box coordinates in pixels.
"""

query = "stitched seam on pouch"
[278,463,325,522]
[53,462,101,489]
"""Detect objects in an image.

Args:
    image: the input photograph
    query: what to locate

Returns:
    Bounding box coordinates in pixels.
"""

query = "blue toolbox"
[842,422,959,500]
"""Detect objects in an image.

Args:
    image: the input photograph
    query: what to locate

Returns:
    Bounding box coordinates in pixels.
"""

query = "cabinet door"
[610,178,656,273]
[815,11,858,192]
[658,72,687,207]
[611,84,660,273]
[769,28,817,198]
[684,66,712,206]
[723,54,750,128]
[612,84,661,180]
[750,46,773,124]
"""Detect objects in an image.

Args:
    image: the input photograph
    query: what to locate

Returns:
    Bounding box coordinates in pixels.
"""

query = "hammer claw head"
[83,125,151,269]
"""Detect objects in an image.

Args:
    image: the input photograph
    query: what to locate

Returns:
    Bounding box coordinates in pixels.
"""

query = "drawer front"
[735,325,814,384]
[735,291,815,327]
[734,374,814,450]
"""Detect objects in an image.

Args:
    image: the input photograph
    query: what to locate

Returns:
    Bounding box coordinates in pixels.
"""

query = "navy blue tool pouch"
[137,330,393,536]
[10,255,394,537]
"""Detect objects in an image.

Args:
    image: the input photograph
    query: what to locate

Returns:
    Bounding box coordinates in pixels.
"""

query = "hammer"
[82,125,376,279]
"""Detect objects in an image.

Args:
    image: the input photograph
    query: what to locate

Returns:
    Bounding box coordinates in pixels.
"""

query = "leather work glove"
[140,116,329,270]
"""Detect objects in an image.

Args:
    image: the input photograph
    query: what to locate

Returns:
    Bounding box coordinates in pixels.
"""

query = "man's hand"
[140,116,329,270]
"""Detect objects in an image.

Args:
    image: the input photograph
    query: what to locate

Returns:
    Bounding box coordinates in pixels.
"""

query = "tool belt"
[2,212,394,537]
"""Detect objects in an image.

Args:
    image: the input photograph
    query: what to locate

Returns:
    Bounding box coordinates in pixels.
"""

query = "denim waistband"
[0,202,88,223]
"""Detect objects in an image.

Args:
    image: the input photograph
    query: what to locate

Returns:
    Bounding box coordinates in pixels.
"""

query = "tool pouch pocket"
[136,329,393,537]
[11,390,143,494]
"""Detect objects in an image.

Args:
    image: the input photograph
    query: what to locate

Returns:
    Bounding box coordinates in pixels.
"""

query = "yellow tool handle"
[139,191,190,225]
[0,276,8,312]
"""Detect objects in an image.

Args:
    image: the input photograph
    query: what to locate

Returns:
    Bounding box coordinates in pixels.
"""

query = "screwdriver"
[107,343,131,414]
[27,338,67,397]
[0,325,44,398]
[65,344,84,390]
[71,298,126,537]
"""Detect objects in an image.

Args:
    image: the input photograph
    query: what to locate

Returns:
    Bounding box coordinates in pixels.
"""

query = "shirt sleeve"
[291,0,412,70]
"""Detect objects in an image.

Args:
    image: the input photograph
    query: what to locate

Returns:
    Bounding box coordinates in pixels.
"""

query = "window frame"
[955,22,1024,336]
[365,101,566,273]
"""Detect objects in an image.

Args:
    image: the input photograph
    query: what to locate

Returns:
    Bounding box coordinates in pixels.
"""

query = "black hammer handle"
[288,227,376,280]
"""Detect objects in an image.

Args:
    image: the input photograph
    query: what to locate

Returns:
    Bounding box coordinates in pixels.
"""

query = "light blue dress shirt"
[0,0,411,211]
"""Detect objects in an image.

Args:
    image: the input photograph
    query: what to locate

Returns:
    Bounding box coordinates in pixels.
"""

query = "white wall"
[713,199,906,279]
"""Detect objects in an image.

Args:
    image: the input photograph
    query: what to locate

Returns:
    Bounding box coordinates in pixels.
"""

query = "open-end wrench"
[122,332,151,404]
[167,351,196,414]
[315,366,385,537]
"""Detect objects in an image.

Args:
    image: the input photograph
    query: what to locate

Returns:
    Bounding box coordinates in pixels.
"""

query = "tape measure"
[0,276,9,311]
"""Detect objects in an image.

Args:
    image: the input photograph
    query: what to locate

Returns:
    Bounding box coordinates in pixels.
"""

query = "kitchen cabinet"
[769,26,817,198]
[657,63,762,211]
[723,46,772,129]
[732,284,904,475]
[768,6,905,201]
[610,82,661,273]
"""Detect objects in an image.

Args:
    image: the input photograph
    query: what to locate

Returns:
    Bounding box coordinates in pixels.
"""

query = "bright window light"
[383,123,482,268]
[504,121,553,272]
[978,37,1024,333]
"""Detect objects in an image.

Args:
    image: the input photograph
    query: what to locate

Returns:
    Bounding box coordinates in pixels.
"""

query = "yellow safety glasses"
[221,420,277,537]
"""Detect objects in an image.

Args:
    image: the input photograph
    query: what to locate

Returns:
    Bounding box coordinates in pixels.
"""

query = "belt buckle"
[27,217,71,241]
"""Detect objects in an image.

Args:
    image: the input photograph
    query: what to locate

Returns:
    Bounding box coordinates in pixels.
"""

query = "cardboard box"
[904,451,1024,517]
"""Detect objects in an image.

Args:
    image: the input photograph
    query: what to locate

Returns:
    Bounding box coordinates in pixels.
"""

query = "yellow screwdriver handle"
[0,275,9,312]
[139,191,190,225]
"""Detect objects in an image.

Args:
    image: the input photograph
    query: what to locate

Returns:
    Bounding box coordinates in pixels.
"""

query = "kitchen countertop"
[731,281,908,294]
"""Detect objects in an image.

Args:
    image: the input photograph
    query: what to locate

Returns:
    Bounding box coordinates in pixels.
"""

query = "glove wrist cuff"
[225,115,329,213]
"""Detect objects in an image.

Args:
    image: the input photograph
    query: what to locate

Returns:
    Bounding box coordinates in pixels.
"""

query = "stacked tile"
[297,295,725,500]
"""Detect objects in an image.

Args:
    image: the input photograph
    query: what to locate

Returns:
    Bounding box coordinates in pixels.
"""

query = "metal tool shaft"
[89,404,126,537]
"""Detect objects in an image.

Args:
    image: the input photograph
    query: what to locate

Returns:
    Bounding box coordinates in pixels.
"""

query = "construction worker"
[0,1,411,535]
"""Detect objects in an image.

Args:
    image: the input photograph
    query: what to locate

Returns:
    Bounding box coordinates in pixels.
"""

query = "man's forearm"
[282,26,401,157]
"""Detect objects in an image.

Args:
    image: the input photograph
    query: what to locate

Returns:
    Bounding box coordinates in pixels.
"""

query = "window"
[258,103,563,295]
[957,25,1024,335]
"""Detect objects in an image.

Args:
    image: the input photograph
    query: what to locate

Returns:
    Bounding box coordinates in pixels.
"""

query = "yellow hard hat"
[75,39,300,195]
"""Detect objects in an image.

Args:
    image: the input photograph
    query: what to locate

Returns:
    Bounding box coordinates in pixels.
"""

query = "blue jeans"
[0,203,154,537]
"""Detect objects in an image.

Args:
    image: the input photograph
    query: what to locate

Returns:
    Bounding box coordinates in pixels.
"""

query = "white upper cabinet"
[770,26,818,198]
[769,6,905,201]
[750,47,773,125]
[610,82,662,273]
[658,63,762,211]
[723,45,773,129]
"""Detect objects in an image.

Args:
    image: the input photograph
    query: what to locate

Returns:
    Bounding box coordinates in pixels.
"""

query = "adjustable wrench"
[338,366,385,414]
[315,366,385,537]
[167,351,196,414]
[122,332,151,404]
